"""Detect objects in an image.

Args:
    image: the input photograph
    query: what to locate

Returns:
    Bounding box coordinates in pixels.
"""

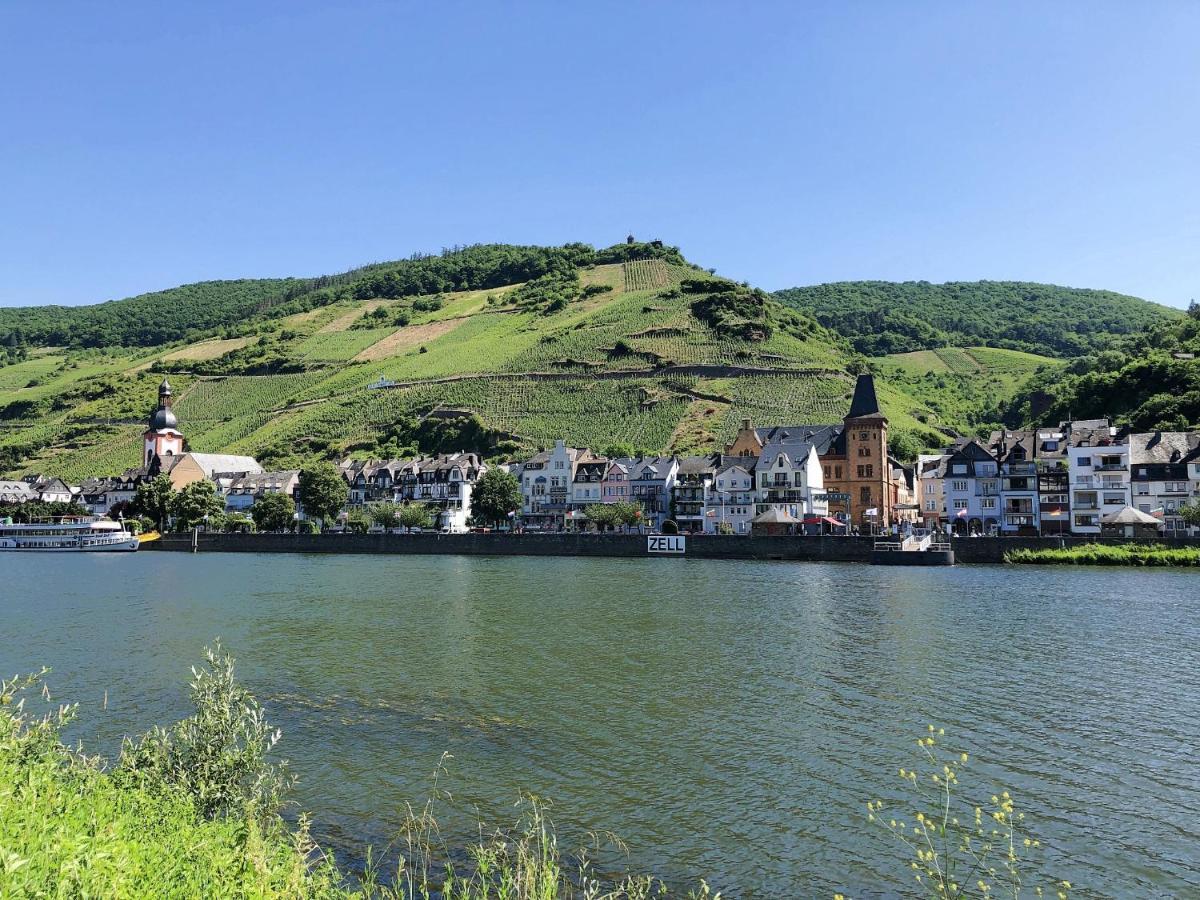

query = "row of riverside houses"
[917,420,1200,537]
[505,374,921,533]
[26,375,1200,538]
[4,374,924,533]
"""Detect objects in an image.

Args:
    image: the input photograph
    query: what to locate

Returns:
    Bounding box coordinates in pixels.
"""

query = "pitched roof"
[676,454,720,476]
[846,373,886,420]
[759,436,821,470]
[179,453,263,478]
[753,424,843,456]
[227,471,300,492]
[1127,432,1200,466]
[0,481,36,501]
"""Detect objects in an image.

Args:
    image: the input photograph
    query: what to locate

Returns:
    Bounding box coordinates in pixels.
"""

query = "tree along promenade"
[142,532,1200,564]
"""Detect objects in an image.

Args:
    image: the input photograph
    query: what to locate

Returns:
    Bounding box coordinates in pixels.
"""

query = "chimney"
[741,417,752,431]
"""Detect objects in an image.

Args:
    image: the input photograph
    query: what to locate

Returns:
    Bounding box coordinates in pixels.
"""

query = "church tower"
[144,378,184,467]
[843,373,890,528]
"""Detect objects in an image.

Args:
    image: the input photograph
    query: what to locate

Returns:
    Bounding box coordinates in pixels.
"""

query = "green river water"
[1,552,1196,897]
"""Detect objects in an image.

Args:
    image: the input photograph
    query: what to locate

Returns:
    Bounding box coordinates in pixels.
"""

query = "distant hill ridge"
[774,279,1179,358]
[0,241,693,350]
[0,240,1183,480]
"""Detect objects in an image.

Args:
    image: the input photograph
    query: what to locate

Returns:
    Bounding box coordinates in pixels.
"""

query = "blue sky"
[1,1,1197,308]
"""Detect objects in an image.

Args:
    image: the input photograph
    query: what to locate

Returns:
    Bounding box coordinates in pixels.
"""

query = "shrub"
[1005,543,1200,567]
[118,643,292,822]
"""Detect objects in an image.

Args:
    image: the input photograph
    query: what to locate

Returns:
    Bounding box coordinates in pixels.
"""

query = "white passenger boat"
[0,517,140,552]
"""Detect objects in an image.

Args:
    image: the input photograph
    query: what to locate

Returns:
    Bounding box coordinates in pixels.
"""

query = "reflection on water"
[2,553,1197,897]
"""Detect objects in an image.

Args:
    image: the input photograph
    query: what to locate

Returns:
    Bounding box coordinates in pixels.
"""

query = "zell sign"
[647,535,686,555]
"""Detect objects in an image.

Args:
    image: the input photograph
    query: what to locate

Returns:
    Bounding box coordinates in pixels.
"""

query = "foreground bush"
[0,652,716,899]
[0,667,345,897]
[1005,543,1200,567]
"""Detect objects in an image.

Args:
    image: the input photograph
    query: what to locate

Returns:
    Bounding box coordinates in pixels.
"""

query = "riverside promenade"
[143,532,1200,564]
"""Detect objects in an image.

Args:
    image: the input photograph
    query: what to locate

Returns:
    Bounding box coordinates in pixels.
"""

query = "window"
[953,499,968,510]
[925,499,937,511]
[823,466,830,478]
[857,465,873,478]
[952,464,967,475]
[951,480,968,492]
[1077,457,1091,467]
[859,432,869,440]
[554,461,564,469]
[858,447,870,457]
[860,487,872,503]
[981,498,996,510]
[925,482,935,494]
[834,466,842,479]
[1135,484,1150,495]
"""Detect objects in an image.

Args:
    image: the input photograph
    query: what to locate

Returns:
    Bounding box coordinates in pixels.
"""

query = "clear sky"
[1,1,1197,308]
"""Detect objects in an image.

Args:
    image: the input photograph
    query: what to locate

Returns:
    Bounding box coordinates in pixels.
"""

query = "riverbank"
[143,530,1200,565]
[0,657,708,900]
[1006,542,1200,567]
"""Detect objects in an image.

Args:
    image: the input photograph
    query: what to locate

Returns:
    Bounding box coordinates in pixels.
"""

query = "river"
[1,553,1196,897]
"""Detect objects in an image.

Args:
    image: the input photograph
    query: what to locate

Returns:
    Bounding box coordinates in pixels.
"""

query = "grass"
[0,657,718,899]
[1005,542,1200,566]
[161,337,253,361]
[869,345,1063,438]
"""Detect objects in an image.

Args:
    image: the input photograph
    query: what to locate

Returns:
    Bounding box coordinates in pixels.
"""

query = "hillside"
[4,246,1120,481]
[870,346,1064,445]
[1001,304,1200,431]
[774,280,1180,358]
[4,243,946,479]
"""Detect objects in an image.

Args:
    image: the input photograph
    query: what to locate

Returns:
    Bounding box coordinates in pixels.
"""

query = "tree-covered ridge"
[1003,304,1200,431]
[0,279,304,349]
[774,280,1179,358]
[0,242,697,352]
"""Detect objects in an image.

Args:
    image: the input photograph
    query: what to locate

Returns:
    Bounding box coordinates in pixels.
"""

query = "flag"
[1151,507,1164,518]
[955,508,968,518]
[865,507,879,516]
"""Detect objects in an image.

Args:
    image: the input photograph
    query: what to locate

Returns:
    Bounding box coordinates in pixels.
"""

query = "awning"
[803,515,847,526]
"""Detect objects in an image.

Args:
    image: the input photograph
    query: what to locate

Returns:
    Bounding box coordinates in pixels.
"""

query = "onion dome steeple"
[147,378,179,431]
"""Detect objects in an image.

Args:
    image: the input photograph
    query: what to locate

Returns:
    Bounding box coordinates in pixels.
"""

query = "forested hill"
[1002,303,1200,432]
[0,242,692,350]
[774,280,1180,358]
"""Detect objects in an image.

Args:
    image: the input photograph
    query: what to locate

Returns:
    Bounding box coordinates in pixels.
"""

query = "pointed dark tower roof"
[846,373,886,421]
[147,377,179,431]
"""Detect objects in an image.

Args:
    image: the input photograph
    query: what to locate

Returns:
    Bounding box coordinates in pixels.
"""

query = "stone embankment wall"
[144,532,1200,564]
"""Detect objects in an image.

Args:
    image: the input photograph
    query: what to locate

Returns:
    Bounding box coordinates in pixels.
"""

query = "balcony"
[1095,462,1126,471]
[761,489,809,503]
